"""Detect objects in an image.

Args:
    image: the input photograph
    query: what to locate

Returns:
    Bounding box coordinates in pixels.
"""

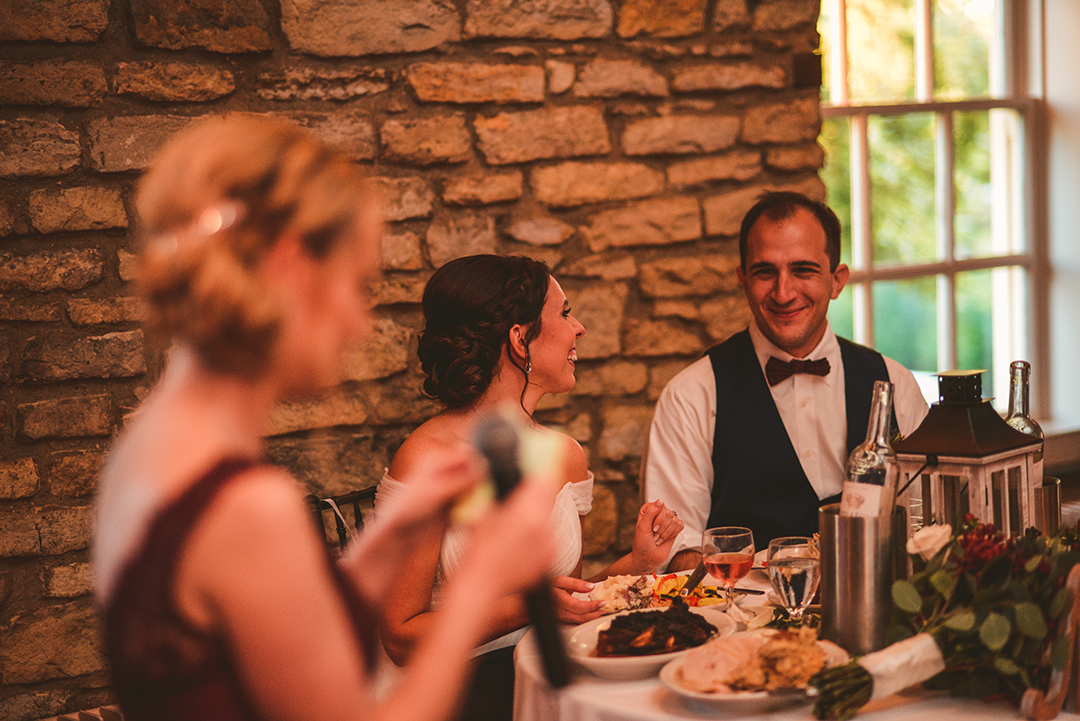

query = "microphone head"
[473,414,522,499]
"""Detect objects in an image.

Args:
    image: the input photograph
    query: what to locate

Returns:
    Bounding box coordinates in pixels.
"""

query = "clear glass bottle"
[840,380,899,517]
[1004,360,1044,485]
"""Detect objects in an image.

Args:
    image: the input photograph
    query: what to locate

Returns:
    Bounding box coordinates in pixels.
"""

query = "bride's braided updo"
[418,255,550,409]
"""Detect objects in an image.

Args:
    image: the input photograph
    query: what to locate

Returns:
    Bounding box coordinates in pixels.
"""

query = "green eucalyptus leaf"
[993,656,1021,675]
[893,580,923,614]
[930,568,956,595]
[1015,602,1048,639]
[1050,587,1070,619]
[1025,554,1044,574]
[980,613,1011,651]
[943,608,976,632]
[1052,634,1071,670]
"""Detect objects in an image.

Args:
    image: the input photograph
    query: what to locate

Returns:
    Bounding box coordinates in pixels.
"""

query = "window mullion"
[915,0,934,101]
[828,0,850,105]
[936,109,957,372]
[850,113,872,346]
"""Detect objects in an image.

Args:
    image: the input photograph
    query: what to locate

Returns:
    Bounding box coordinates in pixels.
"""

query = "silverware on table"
[680,560,709,597]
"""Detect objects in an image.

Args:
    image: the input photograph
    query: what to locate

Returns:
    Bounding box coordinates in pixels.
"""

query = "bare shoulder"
[531,424,589,486]
[388,414,465,482]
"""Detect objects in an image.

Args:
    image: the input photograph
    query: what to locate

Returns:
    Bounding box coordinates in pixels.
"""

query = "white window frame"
[821,0,1041,409]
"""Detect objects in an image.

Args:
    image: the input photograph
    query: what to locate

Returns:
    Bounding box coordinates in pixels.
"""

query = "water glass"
[767,536,820,623]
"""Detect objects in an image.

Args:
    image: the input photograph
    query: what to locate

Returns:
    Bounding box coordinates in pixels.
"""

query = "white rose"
[906,523,952,561]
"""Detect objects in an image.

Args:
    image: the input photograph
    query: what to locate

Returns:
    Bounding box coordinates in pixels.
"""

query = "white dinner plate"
[565,605,738,680]
[658,630,850,712]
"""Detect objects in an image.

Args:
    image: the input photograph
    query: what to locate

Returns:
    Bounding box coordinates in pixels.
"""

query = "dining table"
[512,567,1079,721]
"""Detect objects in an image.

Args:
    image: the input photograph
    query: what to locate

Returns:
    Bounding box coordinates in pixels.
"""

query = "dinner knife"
[680,560,709,597]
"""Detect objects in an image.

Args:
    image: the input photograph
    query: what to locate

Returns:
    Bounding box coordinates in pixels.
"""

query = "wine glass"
[701,527,755,609]
[766,536,820,624]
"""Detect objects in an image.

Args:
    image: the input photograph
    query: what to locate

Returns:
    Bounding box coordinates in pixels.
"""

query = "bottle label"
[840,481,886,517]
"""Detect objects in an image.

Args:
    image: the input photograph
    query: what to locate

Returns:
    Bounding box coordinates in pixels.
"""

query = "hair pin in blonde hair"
[196,201,244,236]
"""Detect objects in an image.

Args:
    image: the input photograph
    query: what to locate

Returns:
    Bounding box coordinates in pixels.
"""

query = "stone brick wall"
[0,1,824,718]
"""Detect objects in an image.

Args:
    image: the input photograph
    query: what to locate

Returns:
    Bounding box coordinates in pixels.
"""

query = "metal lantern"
[893,370,1040,537]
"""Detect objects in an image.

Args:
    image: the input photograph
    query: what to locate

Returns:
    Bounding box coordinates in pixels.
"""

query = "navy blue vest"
[706,329,890,549]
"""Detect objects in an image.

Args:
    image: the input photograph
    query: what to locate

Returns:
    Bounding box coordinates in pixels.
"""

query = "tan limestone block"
[573,282,629,359]
[649,359,696,399]
[281,0,460,56]
[257,67,387,101]
[0,61,106,107]
[16,394,114,440]
[475,106,610,165]
[88,115,197,173]
[565,412,593,442]
[753,0,820,31]
[582,482,617,555]
[0,458,38,500]
[652,299,700,320]
[638,254,741,298]
[372,177,436,221]
[0,507,41,556]
[672,60,787,91]
[339,317,413,382]
[0,201,13,236]
[506,216,575,246]
[116,61,236,101]
[766,143,826,171]
[598,403,654,460]
[546,60,576,94]
[118,249,138,281]
[0,119,81,178]
[0,603,105,683]
[284,112,378,161]
[43,563,92,598]
[0,0,109,42]
[405,62,544,104]
[702,185,764,237]
[49,449,105,497]
[131,0,273,52]
[624,318,702,356]
[443,171,524,206]
[66,297,143,326]
[667,150,761,187]
[39,505,93,554]
[381,115,472,166]
[559,254,637,280]
[0,249,105,293]
[359,376,441,425]
[622,114,740,155]
[572,59,669,98]
[0,300,62,322]
[381,230,424,271]
[572,360,648,396]
[371,276,429,307]
[617,0,706,38]
[22,330,146,381]
[532,161,664,207]
[464,0,613,40]
[741,96,819,145]
[714,0,751,30]
[582,197,701,251]
[427,214,498,268]
[29,186,127,234]
[702,296,754,343]
[267,392,369,436]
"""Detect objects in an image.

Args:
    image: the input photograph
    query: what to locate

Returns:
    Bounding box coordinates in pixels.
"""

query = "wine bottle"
[1004,360,1044,486]
[840,380,899,518]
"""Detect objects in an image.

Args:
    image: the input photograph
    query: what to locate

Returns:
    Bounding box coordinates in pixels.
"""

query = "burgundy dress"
[100,457,379,721]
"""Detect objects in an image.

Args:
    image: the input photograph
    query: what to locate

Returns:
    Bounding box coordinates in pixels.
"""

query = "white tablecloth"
[513,568,1076,721]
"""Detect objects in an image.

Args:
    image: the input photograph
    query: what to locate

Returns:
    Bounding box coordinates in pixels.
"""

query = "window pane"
[956,268,995,394]
[934,0,993,99]
[821,117,853,267]
[869,113,937,265]
[830,283,855,340]
[873,277,937,373]
[847,0,915,103]
[954,110,992,258]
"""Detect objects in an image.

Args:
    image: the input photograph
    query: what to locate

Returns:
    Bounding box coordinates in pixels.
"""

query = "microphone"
[474,414,570,688]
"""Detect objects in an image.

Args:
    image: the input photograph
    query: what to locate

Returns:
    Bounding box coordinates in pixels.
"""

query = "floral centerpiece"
[811,516,1080,720]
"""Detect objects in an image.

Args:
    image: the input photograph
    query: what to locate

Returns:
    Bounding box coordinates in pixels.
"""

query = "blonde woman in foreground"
[91,116,554,721]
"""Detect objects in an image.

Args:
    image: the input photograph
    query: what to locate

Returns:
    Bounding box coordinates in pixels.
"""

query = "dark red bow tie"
[765,356,831,386]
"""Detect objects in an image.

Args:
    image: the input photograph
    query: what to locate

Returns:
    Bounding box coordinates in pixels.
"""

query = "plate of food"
[565,603,737,680]
[659,627,848,712]
[579,573,728,612]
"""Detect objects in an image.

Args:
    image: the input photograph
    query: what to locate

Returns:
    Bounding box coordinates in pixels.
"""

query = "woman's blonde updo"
[136,115,376,376]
